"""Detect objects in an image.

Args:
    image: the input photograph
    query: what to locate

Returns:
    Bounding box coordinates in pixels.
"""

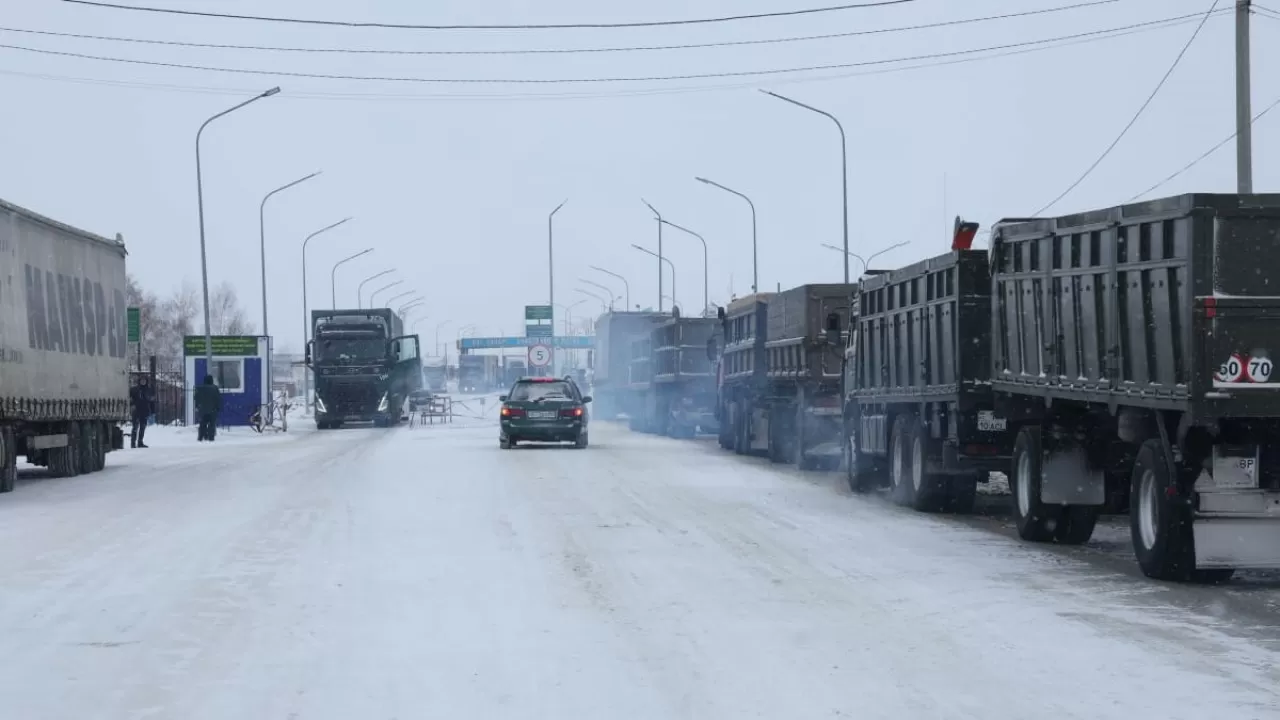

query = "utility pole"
[1236,0,1254,193]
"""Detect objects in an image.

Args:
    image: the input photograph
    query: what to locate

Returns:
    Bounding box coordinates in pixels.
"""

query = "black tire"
[574,431,589,449]
[734,405,750,456]
[78,421,99,475]
[0,426,17,494]
[1055,505,1100,545]
[316,420,330,430]
[907,418,946,512]
[499,436,511,449]
[1009,426,1058,542]
[889,414,915,506]
[92,423,108,471]
[1130,439,1234,583]
[768,409,789,464]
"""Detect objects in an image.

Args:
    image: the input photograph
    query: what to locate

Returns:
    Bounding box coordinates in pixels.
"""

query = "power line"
[3,2,1117,57]
[1128,94,1280,201]
[59,0,916,31]
[0,12,1216,102]
[0,12,1229,86]
[1031,0,1220,216]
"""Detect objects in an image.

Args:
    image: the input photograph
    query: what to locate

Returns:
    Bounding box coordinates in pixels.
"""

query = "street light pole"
[579,278,617,310]
[696,176,757,293]
[300,217,351,409]
[642,199,663,311]
[589,266,630,311]
[760,90,849,284]
[330,248,373,309]
[398,299,425,315]
[196,86,280,368]
[435,320,452,357]
[357,269,395,309]
[259,170,320,339]
[386,291,415,308]
[369,280,403,308]
[821,241,908,276]
[548,200,567,375]
[658,219,708,316]
[575,288,609,314]
[632,244,676,311]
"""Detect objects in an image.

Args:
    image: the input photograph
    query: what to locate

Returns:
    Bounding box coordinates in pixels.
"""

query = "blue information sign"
[460,336,594,350]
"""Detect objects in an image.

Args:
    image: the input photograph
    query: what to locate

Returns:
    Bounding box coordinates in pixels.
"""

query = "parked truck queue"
[603,192,1280,583]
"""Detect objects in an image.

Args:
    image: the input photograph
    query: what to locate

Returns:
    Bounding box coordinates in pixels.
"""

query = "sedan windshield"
[509,381,576,402]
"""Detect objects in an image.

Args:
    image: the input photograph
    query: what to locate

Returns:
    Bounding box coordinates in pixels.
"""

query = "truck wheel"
[1010,426,1058,542]
[48,423,77,478]
[734,406,749,456]
[908,419,946,512]
[1130,439,1234,583]
[92,423,108,471]
[0,426,17,493]
[78,421,100,474]
[889,415,916,506]
[844,433,879,494]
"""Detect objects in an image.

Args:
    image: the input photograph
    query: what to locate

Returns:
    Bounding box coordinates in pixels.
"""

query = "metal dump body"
[720,293,772,387]
[653,317,718,383]
[764,284,855,382]
[592,311,668,387]
[628,336,653,390]
[990,193,1280,420]
[852,251,992,403]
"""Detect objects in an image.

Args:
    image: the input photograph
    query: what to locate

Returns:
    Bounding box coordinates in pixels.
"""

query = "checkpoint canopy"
[183,335,271,427]
[458,336,594,351]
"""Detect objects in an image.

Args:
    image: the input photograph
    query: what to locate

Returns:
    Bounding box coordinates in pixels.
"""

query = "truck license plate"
[1213,445,1260,489]
[529,411,557,419]
[977,411,1007,432]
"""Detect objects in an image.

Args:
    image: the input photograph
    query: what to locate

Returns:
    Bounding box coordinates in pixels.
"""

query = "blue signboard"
[460,336,595,350]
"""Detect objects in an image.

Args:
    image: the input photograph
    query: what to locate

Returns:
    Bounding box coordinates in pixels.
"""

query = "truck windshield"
[317,335,385,362]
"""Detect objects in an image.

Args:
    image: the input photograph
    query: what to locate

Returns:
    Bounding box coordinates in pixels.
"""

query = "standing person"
[194,375,223,442]
[129,376,154,448]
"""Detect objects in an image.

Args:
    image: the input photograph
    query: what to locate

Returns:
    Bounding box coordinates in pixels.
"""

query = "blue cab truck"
[306,308,422,429]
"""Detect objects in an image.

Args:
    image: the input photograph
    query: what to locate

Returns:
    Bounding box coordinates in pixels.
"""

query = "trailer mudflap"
[1197,296,1280,417]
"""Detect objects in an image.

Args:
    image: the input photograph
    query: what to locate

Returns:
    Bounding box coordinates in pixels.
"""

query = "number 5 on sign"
[1247,356,1273,383]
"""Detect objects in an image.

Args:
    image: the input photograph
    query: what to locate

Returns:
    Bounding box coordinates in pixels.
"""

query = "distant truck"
[307,308,421,428]
[0,198,129,492]
[627,313,720,437]
[715,285,853,470]
[503,358,527,388]
[458,354,501,393]
[422,355,447,393]
[593,311,669,420]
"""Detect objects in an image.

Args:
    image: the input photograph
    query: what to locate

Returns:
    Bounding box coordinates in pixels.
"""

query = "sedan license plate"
[528,410,558,419]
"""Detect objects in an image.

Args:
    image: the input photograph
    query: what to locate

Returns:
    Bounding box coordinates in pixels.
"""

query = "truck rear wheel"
[908,419,946,512]
[1130,439,1234,583]
[0,426,16,493]
[78,421,100,475]
[844,433,880,494]
[889,415,915,506]
[48,422,81,478]
[1010,426,1057,542]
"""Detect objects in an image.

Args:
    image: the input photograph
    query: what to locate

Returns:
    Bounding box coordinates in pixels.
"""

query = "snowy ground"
[1,413,1279,718]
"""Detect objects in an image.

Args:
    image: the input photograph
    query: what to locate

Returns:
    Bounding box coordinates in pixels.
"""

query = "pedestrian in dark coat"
[194,375,223,442]
[129,376,154,448]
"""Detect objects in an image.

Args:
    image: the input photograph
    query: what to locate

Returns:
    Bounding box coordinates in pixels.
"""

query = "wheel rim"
[1016,450,1031,519]
[912,434,924,492]
[891,431,903,488]
[1138,469,1159,550]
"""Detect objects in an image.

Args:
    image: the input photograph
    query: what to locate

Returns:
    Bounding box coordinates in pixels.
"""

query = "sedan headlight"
[377,393,389,412]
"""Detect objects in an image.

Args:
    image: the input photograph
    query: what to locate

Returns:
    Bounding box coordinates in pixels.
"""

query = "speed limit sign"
[1216,353,1246,383]
[1247,355,1273,383]
[528,344,552,368]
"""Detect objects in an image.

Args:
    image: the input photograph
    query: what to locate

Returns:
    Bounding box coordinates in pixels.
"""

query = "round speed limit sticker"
[1216,353,1246,383]
[1247,355,1273,384]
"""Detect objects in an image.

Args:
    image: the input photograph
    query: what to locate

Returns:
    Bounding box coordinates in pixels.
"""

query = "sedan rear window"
[509,381,576,402]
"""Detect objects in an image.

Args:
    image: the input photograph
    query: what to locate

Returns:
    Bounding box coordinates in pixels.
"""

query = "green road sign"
[126,307,140,343]
[525,324,554,338]
[524,305,553,321]
[183,335,260,356]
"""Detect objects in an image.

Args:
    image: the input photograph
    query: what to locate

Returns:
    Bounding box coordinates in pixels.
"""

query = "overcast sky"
[2,0,1276,353]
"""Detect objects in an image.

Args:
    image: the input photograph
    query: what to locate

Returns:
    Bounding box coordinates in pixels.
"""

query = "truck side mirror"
[305,340,313,365]
[716,306,725,320]
[824,312,842,346]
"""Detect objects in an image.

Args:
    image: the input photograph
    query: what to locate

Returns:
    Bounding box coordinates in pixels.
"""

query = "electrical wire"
[2,2,1117,57]
[0,12,1228,86]
[0,11,1218,102]
[59,0,916,31]
[1128,94,1280,201]
[1031,0,1220,216]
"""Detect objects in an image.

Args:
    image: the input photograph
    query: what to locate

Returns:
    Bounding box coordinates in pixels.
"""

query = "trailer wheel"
[1054,505,1100,545]
[889,415,915,506]
[908,419,946,512]
[1010,426,1058,542]
[95,423,109,471]
[844,432,879,494]
[1130,439,1234,583]
[734,404,750,456]
[0,426,16,494]
[78,421,100,474]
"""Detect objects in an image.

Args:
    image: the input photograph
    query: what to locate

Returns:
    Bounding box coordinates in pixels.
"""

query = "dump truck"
[0,198,129,492]
[458,354,485,393]
[307,308,421,428]
[715,285,854,470]
[841,194,1280,582]
[592,311,668,420]
[627,313,720,437]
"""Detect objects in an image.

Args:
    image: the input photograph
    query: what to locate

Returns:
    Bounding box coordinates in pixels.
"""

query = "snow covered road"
[2,417,1279,719]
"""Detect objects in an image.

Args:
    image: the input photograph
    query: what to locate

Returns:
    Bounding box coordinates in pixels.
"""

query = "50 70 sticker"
[1215,351,1273,384]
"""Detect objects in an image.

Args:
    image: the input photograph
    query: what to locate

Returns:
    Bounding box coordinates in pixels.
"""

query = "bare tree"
[125,274,162,364]
[209,281,255,336]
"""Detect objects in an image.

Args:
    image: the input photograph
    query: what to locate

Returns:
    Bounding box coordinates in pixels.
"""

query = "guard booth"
[183,335,271,427]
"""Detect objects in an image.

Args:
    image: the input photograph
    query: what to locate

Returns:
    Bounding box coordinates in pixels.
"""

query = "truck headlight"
[377,393,389,412]
[315,395,327,414]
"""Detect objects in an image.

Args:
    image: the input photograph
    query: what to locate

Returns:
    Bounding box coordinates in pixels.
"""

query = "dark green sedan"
[499,377,591,449]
